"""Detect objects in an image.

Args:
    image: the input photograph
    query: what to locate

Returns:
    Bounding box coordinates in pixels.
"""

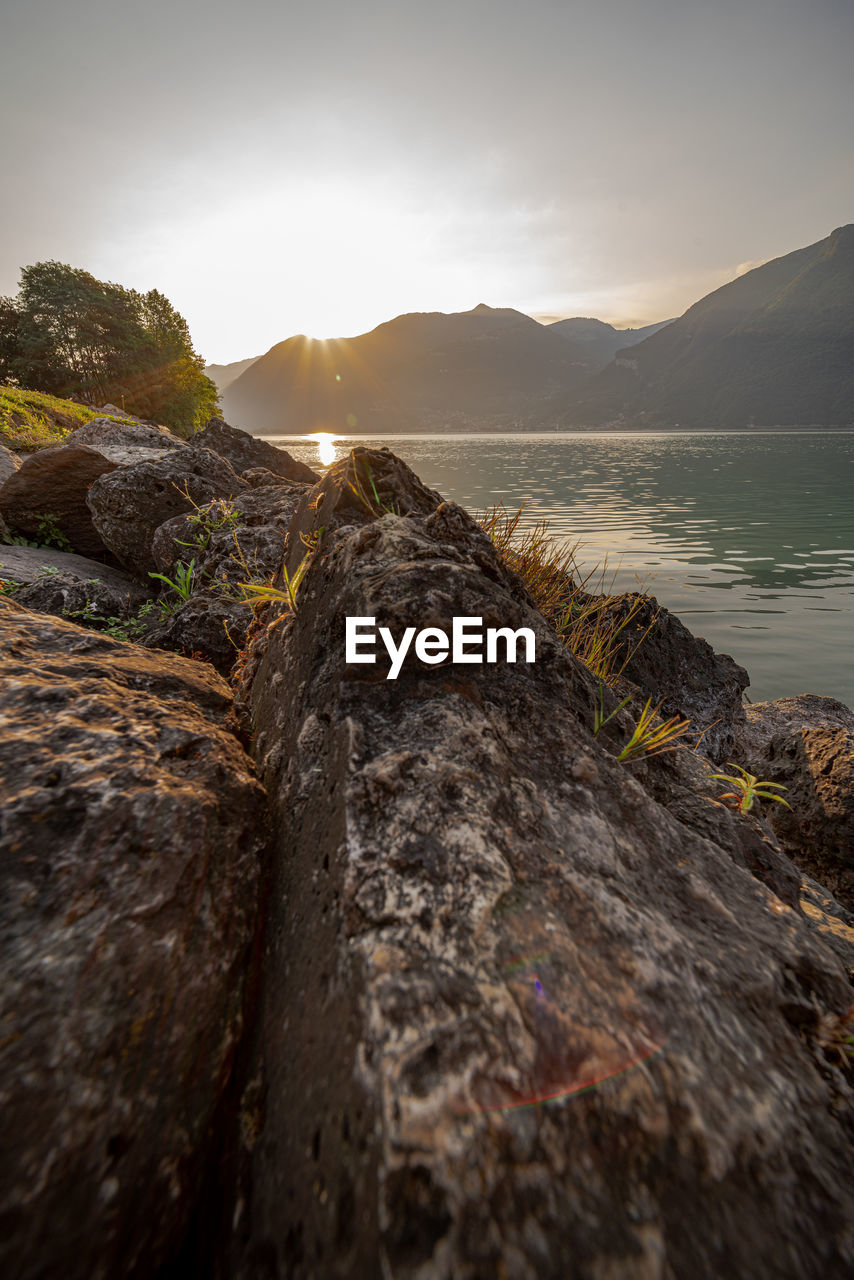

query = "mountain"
[221,304,656,435]
[561,224,854,428]
[547,316,674,369]
[204,356,260,394]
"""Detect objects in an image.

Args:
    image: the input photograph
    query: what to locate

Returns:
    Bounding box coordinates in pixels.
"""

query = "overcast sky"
[1,0,852,362]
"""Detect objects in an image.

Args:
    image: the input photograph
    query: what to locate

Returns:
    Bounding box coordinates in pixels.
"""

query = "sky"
[1,0,852,364]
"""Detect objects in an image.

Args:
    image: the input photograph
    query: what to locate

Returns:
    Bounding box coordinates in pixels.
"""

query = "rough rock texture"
[192,417,319,485]
[86,447,247,576]
[12,568,151,624]
[142,483,308,672]
[0,442,21,484]
[67,415,186,462]
[0,544,136,590]
[734,695,854,911]
[227,468,854,1279]
[0,511,10,542]
[592,592,749,761]
[0,443,119,556]
[0,600,266,1280]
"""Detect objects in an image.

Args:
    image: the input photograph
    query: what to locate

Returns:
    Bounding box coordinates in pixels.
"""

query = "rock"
[0,443,119,556]
[12,569,151,626]
[67,415,186,463]
[192,417,319,485]
[733,695,854,911]
[141,484,307,672]
[0,599,266,1280]
[227,472,854,1279]
[0,545,137,591]
[0,443,21,484]
[587,592,749,760]
[241,465,298,488]
[86,448,247,577]
[0,512,10,543]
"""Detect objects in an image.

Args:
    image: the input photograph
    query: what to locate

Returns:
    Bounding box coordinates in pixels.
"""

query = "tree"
[0,262,219,432]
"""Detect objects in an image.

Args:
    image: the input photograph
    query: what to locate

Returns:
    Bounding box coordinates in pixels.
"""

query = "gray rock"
[227,463,854,1280]
[0,599,266,1280]
[67,415,186,463]
[0,544,140,591]
[12,569,151,625]
[0,443,21,484]
[140,484,306,672]
[734,694,854,910]
[192,417,319,485]
[86,447,247,577]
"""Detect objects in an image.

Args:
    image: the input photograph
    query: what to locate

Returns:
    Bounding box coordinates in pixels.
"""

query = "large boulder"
[734,694,854,911]
[0,443,119,556]
[226,473,854,1279]
[86,447,247,577]
[67,415,186,463]
[0,599,266,1280]
[0,443,21,484]
[192,417,319,485]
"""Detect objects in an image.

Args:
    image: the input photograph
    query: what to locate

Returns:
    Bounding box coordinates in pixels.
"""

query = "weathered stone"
[589,592,749,760]
[0,599,266,1280]
[228,484,854,1280]
[0,443,118,556]
[192,417,319,485]
[0,442,21,484]
[12,568,151,625]
[68,415,186,463]
[0,511,10,543]
[86,447,247,577]
[141,485,306,672]
[734,694,854,910]
[0,544,136,590]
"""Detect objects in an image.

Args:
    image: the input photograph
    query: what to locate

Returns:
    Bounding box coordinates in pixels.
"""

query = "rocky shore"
[2,416,854,1279]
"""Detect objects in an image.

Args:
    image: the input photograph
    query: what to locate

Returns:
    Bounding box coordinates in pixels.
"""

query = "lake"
[271,431,854,707]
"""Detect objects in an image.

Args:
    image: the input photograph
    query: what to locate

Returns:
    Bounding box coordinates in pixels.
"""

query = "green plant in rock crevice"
[148,558,196,603]
[710,763,790,814]
[616,698,692,763]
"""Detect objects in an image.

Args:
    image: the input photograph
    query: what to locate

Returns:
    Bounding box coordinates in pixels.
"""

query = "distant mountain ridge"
[563,224,854,427]
[204,356,260,394]
[220,306,664,435]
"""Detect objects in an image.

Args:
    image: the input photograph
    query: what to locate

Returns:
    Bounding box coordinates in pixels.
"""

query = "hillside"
[221,304,666,435]
[204,356,260,393]
[562,224,854,427]
[0,386,137,451]
[547,316,674,367]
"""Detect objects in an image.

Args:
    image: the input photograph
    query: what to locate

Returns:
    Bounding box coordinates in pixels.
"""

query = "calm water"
[272,432,854,706]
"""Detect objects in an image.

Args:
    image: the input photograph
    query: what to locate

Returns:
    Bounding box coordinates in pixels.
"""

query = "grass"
[0,385,136,452]
[616,698,692,762]
[477,502,657,682]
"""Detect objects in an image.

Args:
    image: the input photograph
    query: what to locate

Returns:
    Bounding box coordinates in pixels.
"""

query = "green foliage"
[175,497,241,553]
[34,513,72,553]
[0,262,219,432]
[148,558,196,602]
[710,763,790,814]
[64,597,163,640]
[0,385,135,451]
[616,698,691,763]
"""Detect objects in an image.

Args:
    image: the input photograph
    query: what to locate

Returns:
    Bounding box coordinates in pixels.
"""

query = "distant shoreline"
[259,425,854,441]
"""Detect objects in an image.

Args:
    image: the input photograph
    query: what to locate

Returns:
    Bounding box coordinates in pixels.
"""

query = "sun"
[306,431,339,467]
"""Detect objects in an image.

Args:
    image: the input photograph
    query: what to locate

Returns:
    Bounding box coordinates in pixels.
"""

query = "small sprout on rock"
[616,698,691,763]
[238,547,314,615]
[148,558,196,602]
[593,680,631,735]
[710,763,790,814]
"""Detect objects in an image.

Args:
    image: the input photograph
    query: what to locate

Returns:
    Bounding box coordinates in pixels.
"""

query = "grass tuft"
[0,385,136,452]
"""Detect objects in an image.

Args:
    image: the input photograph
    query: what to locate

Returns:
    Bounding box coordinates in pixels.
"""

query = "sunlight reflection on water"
[272,431,854,704]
